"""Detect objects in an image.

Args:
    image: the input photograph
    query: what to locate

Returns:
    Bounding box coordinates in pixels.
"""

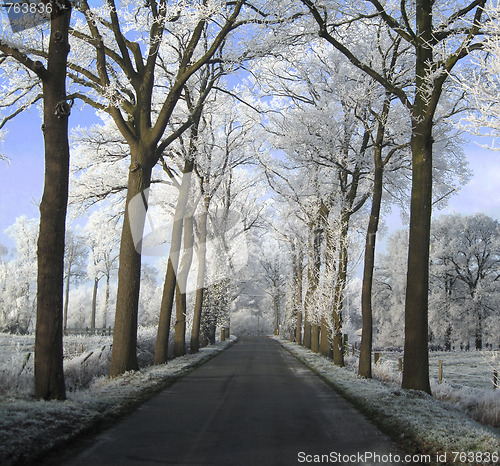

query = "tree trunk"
[91,277,99,331]
[319,317,330,356]
[401,119,433,393]
[190,208,208,353]
[332,216,349,367]
[109,151,152,377]
[332,211,351,367]
[359,160,383,378]
[174,283,187,357]
[174,215,194,357]
[475,303,482,350]
[400,0,436,395]
[311,324,320,352]
[295,246,303,344]
[273,295,280,335]
[320,226,335,357]
[34,4,72,400]
[63,265,70,331]
[304,223,321,349]
[103,273,110,328]
[154,161,194,364]
[296,311,302,344]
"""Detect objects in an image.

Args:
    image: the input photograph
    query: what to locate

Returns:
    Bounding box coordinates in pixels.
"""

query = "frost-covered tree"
[63,229,88,331]
[52,0,297,376]
[376,215,500,351]
[430,214,500,350]
[84,207,121,330]
[454,1,500,145]
[0,217,39,334]
[373,229,409,349]
[259,242,287,335]
[1,1,73,400]
[302,0,486,393]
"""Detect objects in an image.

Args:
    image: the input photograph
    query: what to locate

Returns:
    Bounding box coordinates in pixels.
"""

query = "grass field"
[368,350,500,391]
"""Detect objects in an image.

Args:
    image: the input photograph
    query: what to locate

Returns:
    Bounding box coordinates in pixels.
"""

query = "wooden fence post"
[438,360,443,384]
[221,327,226,342]
[494,370,498,389]
[374,352,381,365]
[398,358,403,372]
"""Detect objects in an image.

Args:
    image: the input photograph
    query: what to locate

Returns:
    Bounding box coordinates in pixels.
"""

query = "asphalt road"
[65,337,409,465]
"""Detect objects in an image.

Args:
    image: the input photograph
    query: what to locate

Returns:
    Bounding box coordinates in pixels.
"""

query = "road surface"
[63,337,410,465]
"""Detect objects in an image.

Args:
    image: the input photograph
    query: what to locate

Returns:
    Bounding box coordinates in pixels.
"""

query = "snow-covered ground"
[0,330,236,465]
[275,337,500,464]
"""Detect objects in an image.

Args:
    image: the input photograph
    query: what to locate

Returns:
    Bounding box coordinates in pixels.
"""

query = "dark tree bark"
[332,215,349,367]
[34,3,72,400]
[110,156,152,376]
[358,161,382,378]
[402,117,433,392]
[295,244,303,345]
[91,277,99,331]
[311,324,320,352]
[0,3,74,399]
[358,88,396,378]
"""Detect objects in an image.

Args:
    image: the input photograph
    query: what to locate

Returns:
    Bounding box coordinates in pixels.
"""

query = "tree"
[189,92,258,352]
[454,1,500,145]
[255,47,374,363]
[84,207,121,330]
[1,217,39,334]
[373,229,409,349]
[63,229,88,330]
[302,0,486,392]
[431,214,500,350]
[60,0,251,376]
[259,245,287,335]
[0,1,73,400]
[57,0,294,376]
[374,216,500,351]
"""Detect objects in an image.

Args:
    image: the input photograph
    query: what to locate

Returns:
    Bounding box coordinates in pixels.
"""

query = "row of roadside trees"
[1,1,500,399]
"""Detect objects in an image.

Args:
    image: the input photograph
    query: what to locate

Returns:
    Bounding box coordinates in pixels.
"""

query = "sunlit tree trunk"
[155,161,194,364]
[110,151,152,376]
[174,215,194,357]
[190,207,208,353]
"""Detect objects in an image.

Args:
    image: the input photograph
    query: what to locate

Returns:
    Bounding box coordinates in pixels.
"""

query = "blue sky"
[1,107,499,253]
